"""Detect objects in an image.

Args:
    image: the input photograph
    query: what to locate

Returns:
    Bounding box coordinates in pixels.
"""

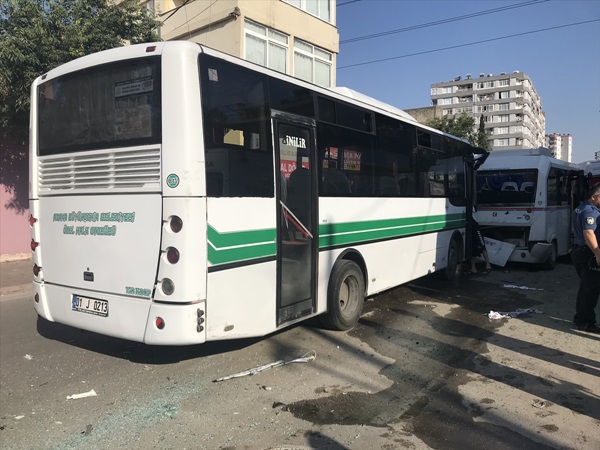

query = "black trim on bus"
[207,255,277,273]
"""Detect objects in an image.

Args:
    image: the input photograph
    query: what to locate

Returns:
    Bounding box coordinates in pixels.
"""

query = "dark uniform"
[571,201,600,328]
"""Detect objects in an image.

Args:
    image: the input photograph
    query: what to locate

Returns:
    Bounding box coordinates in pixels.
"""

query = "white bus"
[579,160,600,186]
[474,148,581,269]
[30,42,486,345]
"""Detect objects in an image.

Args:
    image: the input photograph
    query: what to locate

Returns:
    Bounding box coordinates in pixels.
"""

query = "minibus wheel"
[321,260,365,331]
[542,241,557,270]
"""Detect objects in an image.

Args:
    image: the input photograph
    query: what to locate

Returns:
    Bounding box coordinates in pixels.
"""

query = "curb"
[0,253,31,263]
[0,284,33,298]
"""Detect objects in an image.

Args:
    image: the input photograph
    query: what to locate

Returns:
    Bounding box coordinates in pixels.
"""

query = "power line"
[338,19,600,69]
[341,0,548,44]
[338,0,362,6]
[163,0,220,36]
[162,0,195,23]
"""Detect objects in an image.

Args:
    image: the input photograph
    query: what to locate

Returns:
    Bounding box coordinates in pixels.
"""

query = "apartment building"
[545,133,572,162]
[430,72,546,151]
[145,0,338,87]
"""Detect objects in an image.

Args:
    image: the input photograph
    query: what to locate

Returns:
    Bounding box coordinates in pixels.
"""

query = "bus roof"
[35,41,471,146]
[486,148,552,157]
[480,149,580,171]
[579,160,600,176]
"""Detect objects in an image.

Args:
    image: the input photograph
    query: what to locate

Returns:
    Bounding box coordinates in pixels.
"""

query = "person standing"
[571,183,600,333]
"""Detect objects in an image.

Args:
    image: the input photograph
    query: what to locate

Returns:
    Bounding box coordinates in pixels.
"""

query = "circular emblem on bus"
[166,174,180,188]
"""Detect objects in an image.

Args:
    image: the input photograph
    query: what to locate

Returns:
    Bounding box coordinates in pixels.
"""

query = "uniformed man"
[571,183,600,333]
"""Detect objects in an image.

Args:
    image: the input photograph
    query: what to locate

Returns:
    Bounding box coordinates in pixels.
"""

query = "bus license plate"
[72,295,108,317]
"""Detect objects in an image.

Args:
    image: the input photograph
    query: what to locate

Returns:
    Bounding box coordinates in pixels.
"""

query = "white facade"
[545,133,572,162]
[430,72,546,151]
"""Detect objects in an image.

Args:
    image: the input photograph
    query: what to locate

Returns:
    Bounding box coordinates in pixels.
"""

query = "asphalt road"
[1,260,599,450]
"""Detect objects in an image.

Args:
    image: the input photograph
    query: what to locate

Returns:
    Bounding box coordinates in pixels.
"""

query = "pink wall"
[0,186,30,256]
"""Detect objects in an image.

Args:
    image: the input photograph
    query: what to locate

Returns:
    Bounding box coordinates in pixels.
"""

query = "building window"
[498,79,509,87]
[498,103,509,111]
[284,0,332,23]
[499,91,509,99]
[439,98,452,105]
[244,20,288,74]
[293,39,332,87]
[497,138,509,146]
[496,127,509,135]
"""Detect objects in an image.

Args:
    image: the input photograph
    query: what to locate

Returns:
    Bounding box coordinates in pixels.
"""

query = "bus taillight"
[34,293,39,303]
[161,278,175,296]
[33,264,41,277]
[29,215,37,227]
[166,247,180,264]
[169,215,183,233]
[155,317,165,329]
[31,239,39,252]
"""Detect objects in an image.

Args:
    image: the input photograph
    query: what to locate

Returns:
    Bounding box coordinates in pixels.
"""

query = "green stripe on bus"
[207,213,465,266]
[318,213,465,247]
[208,225,276,265]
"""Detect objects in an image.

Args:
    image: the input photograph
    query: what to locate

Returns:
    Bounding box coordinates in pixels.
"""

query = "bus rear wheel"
[320,260,365,331]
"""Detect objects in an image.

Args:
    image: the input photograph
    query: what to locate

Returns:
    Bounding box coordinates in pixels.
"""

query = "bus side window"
[199,54,273,197]
[317,123,374,197]
[322,168,351,195]
[375,113,416,197]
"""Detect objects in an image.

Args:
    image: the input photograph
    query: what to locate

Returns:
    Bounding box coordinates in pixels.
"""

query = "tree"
[0,0,161,211]
[475,115,491,151]
[426,114,476,146]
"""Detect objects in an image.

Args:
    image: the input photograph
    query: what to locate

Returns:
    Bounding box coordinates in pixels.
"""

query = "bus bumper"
[33,282,206,345]
[144,301,206,345]
[508,242,553,264]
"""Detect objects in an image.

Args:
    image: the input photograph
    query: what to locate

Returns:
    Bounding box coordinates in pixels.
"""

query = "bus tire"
[320,260,365,331]
[542,241,557,270]
[441,237,459,281]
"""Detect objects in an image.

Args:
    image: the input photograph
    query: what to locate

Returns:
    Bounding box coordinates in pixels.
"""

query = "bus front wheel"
[321,260,365,331]
[441,237,459,281]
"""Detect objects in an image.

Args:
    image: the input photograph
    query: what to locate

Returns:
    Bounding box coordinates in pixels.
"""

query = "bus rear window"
[37,57,161,155]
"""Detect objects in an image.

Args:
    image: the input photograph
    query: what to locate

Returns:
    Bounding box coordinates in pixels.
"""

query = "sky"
[335,0,600,163]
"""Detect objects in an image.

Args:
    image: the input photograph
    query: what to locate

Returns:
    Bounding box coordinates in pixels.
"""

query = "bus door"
[272,114,317,326]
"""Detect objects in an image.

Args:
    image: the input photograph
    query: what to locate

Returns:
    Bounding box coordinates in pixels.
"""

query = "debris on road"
[66,389,97,400]
[488,307,543,320]
[503,284,543,291]
[23,354,32,360]
[214,351,316,382]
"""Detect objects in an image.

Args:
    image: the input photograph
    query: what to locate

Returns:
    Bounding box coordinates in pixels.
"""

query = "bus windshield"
[476,169,537,206]
[37,57,162,156]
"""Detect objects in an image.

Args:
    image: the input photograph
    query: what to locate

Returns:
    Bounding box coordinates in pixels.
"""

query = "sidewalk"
[0,257,33,298]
